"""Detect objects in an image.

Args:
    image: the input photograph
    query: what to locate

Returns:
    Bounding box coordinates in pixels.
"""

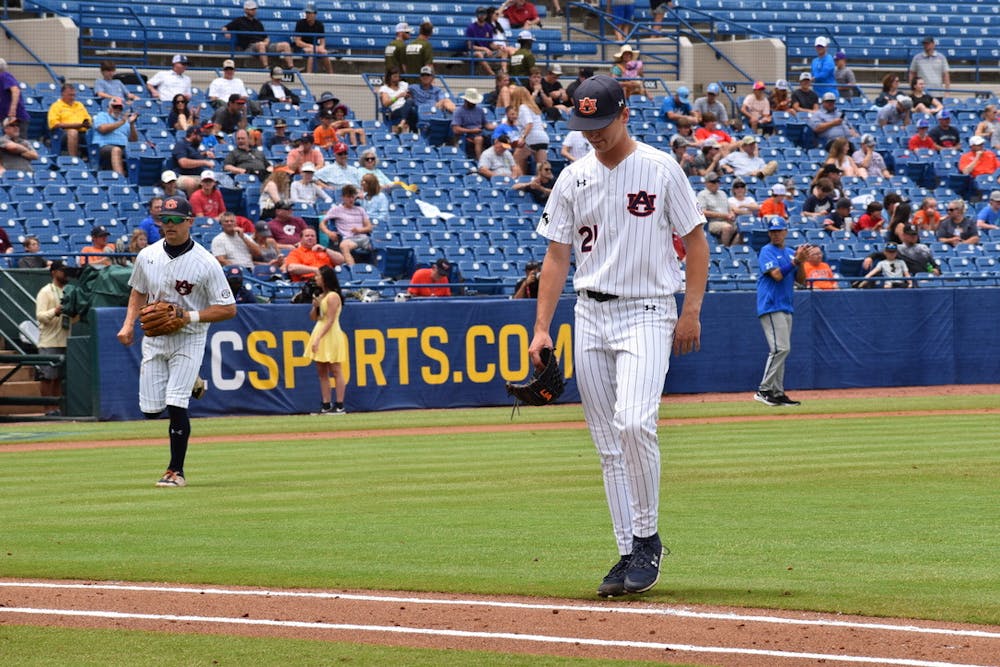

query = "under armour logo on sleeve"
[577,179,587,187]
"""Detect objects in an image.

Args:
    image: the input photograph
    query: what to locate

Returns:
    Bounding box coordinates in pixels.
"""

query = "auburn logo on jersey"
[626,191,657,217]
[577,96,598,115]
[175,279,195,296]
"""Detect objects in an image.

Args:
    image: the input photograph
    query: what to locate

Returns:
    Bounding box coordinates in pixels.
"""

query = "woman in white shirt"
[509,85,549,176]
[727,179,760,216]
[378,68,418,134]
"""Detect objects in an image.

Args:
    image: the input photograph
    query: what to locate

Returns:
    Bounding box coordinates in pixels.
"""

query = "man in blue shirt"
[809,92,858,147]
[755,218,811,407]
[91,97,138,176]
[658,85,695,124]
[975,190,1000,231]
[811,36,836,98]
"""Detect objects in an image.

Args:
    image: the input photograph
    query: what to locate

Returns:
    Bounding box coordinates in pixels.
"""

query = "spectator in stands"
[358,147,413,194]
[959,135,999,179]
[0,117,38,173]
[503,0,541,29]
[727,178,759,215]
[561,129,592,163]
[308,92,340,130]
[147,54,192,101]
[258,67,301,107]
[0,59,28,135]
[212,211,261,269]
[974,105,1000,150]
[692,137,723,177]
[409,257,452,297]
[0,225,11,255]
[873,73,900,107]
[857,243,911,288]
[138,196,163,244]
[862,223,940,276]
[293,3,333,74]
[485,7,517,59]
[937,199,979,246]
[697,171,739,246]
[610,45,652,101]
[411,66,456,116]
[252,221,282,266]
[909,36,949,94]
[478,133,520,178]
[285,134,325,174]
[259,168,292,219]
[207,59,251,110]
[912,196,941,231]
[466,8,499,76]
[158,170,185,200]
[908,117,935,151]
[484,72,513,111]
[801,177,836,220]
[267,117,292,150]
[360,172,389,225]
[564,66,594,106]
[403,21,435,76]
[790,72,819,113]
[740,81,774,135]
[283,227,344,281]
[384,22,410,73]
[269,199,309,249]
[608,0,636,42]
[908,77,942,116]
[167,94,199,132]
[693,112,735,151]
[694,83,732,126]
[452,88,495,160]
[94,61,138,103]
[769,79,792,112]
[47,83,91,159]
[821,197,853,232]
[290,161,331,206]
[319,183,373,265]
[212,94,249,135]
[670,136,698,177]
[190,170,226,219]
[90,97,138,177]
[16,236,46,268]
[539,64,571,117]
[928,109,961,150]
[223,0,294,71]
[512,260,542,299]
[853,134,892,179]
[670,117,702,149]
[801,245,838,289]
[379,68,419,134]
[720,134,778,179]
[852,200,885,234]
[79,225,113,267]
[509,84,548,175]
[171,127,216,194]
[876,94,913,128]
[812,163,844,199]
[222,128,271,180]
[833,51,857,99]
[884,201,913,244]
[811,36,836,98]
[825,136,864,179]
[512,159,555,205]
[810,92,858,146]
[975,191,1000,231]
[312,109,339,149]
[758,183,790,220]
[509,31,537,80]
[315,142,361,191]
[659,85,696,124]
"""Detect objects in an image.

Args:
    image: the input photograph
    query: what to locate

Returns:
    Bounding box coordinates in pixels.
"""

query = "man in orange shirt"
[281,227,344,282]
[907,117,936,151]
[79,225,113,267]
[758,183,790,219]
[312,109,339,149]
[408,258,452,297]
[959,135,999,178]
[800,246,837,289]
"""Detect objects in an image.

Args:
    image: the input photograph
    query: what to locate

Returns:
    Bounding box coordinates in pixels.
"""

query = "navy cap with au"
[567,74,626,131]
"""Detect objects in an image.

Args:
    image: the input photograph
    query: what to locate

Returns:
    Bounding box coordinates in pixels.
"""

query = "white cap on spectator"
[200,170,216,181]
[161,170,178,182]
[244,0,258,9]
[395,22,411,33]
[815,36,829,47]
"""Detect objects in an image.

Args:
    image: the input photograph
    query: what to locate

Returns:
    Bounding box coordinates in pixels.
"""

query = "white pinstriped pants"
[574,294,676,556]
[139,331,207,413]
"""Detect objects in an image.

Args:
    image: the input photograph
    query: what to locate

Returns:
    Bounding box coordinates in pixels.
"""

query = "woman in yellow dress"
[306,265,348,414]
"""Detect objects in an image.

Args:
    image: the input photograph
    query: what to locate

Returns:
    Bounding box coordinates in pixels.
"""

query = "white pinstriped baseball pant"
[574,293,676,556]
[139,331,207,413]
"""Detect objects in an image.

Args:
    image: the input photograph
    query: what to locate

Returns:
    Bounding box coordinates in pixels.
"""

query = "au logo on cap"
[164,199,180,210]
[578,96,598,115]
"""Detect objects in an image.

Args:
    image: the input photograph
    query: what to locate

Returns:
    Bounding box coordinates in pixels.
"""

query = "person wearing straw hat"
[451,88,496,160]
[609,44,652,101]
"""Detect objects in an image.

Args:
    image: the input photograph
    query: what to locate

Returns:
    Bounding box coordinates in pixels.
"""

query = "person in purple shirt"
[465,7,498,75]
[0,59,29,137]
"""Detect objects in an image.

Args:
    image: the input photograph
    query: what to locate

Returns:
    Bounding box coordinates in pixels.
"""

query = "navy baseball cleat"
[624,533,663,593]
[753,390,781,406]
[596,555,631,598]
[772,392,801,406]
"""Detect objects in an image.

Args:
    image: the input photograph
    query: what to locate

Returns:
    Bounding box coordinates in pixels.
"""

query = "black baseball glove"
[505,348,565,407]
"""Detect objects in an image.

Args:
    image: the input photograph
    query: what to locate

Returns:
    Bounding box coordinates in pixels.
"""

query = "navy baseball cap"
[766,218,787,231]
[567,75,626,131]
[161,195,193,218]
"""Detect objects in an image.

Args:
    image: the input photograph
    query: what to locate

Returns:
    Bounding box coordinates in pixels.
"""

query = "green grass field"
[2,394,998,664]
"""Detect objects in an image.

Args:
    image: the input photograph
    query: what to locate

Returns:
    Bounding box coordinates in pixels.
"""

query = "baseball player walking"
[117,195,236,487]
[528,75,709,597]
[754,219,810,407]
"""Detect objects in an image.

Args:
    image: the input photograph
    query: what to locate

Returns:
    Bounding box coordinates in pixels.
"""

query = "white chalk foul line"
[0,606,993,667]
[2,581,998,641]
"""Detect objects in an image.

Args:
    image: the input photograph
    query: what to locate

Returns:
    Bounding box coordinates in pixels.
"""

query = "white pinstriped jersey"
[537,141,705,298]
[129,240,236,336]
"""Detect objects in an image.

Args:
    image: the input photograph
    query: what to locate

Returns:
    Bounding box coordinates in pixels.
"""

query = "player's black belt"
[582,290,619,302]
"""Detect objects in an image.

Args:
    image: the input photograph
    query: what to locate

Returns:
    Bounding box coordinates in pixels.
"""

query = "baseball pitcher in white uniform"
[117,195,236,488]
[528,75,709,597]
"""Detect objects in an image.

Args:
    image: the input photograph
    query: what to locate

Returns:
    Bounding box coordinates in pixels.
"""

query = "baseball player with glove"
[117,195,236,487]
[528,75,709,597]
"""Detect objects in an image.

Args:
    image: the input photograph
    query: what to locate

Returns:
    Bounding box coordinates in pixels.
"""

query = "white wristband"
[188,310,200,323]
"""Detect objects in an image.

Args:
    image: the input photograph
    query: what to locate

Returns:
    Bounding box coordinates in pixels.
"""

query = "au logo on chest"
[175,279,195,296]
[627,190,657,217]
